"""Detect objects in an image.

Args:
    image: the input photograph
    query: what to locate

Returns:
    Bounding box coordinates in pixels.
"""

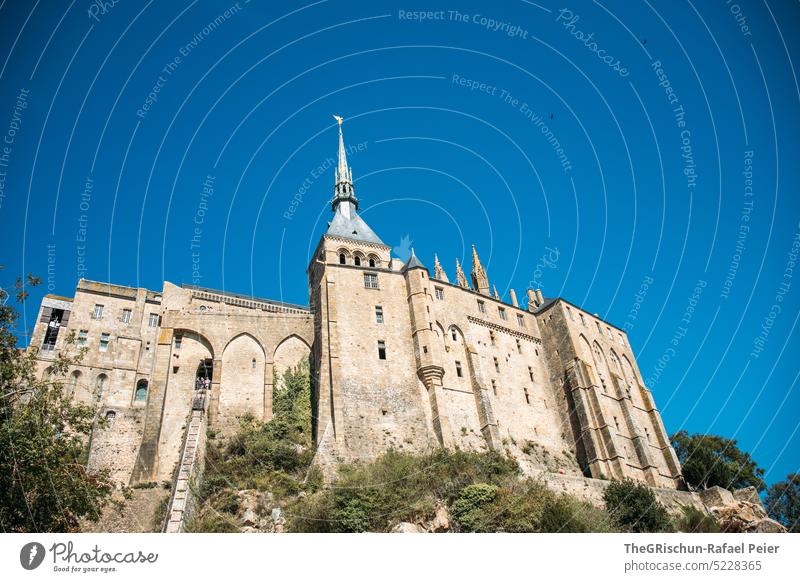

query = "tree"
[671,430,766,492]
[603,478,673,533]
[765,474,800,532]
[0,271,117,532]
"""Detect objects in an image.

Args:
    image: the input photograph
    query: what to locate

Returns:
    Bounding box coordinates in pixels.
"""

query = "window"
[121,308,132,324]
[613,416,620,431]
[435,287,444,300]
[451,328,457,341]
[644,427,651,443]
[377,341,386,360]
[77,329,88,347]
[354,255,361,266]
[148,313,159,327]
[364,273,379,289]
[528,366,534,381]
[251,358,257,369]
[174,335,182,350]
[375,305,384,324]
[69,371,81,396]
[491,379,497,395]
[516,339,522,354]
[516,314,525,327]
[368,258,376,267]
[339,253,346,265]
[618,332,625,344]
[134,380,148,402]
[105,410,116,422]
[579,313,586,326]
[567,306,574,321]
[498,307,507,321]
[493,357,499,372]
[523,387,530,405]
[95,374,107,401]
[607,327,612,337]
[489,331,496,345]
[477,300,486,314]
[455,361,463,377]
[99,333,110,352]
[92,304,104,319]
[596,321,603,334]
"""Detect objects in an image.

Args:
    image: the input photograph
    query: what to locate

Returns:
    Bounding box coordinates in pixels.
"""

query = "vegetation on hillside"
[671,430,766,492]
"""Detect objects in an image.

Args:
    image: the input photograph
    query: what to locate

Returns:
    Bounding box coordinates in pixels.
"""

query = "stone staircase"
[163,391,208,533]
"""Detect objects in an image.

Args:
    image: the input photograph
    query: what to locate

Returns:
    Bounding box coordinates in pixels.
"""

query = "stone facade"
[28,121,684,492]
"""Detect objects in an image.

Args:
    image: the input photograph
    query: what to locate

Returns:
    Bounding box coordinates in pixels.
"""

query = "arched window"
[134,380,148,403]
[354,255,361,266]
[105,410,116,422]
[451,328,458,341]
[339,253,346,265]
[95,374,108,401]
[70,370,81,396]
[368,258,375,267]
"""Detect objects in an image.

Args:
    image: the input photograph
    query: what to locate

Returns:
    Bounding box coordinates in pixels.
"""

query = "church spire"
[332,115,357,211]
[470,244,490,295]
[433,254,449,283]
[455,259,469,288]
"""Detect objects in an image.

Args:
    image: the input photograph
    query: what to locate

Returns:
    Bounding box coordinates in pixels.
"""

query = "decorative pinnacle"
[433,253,449,282]
[455,258,469,288]
[332,115,357,211]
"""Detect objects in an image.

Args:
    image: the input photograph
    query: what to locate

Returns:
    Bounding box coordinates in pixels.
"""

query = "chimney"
[526,288,537,312]
[509,288,519,308]
[534,288,544,306]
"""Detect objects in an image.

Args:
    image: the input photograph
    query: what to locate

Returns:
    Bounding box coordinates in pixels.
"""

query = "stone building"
[28,119,683,491]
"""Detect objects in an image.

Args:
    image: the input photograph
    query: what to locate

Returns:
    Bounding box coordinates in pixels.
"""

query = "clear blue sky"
[0,0,798,485]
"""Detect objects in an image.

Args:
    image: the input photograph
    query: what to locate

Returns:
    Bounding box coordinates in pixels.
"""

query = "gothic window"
[435,287,444,300]
[377,340,386,360]
[148,313,159,327]
[364,273,379,289]
[354,255,361,266]
[121,308,132,324]
[579,313,586,326]
[375,305,384,324]
[498,307,507,321]
[92,304,104,319]
[99,333,110,352]
[516,314,525,327]
[369,258,375,267]
[339,253,346,265]
[455,361,463,377]
[477,300,486,314]
[77,329,88,346]
[134,380,148,402]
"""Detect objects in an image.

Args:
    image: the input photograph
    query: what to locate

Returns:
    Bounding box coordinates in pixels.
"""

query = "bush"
[539,494,617,533]
[451,484,499,532]
[674,505,720,533]
[603,479,673,533]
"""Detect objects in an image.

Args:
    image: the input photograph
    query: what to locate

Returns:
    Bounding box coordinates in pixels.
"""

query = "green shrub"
[539,494,617,533]
[603,479,673,533]
[451,484,498,532]
[675,505,720,533]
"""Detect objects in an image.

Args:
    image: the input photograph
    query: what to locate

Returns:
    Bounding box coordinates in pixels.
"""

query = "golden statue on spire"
[333,114,343,126]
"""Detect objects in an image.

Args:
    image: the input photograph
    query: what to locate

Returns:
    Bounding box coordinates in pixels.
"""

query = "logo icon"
[393,234,413,261]
[20,542,46,570]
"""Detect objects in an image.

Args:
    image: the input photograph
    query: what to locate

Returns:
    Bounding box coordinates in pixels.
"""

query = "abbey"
[29,120,683,495]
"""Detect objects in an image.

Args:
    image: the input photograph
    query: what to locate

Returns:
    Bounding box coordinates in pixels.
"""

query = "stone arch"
[353,250,365,266]
[367,253,380,268]
[134,379,148,404]
[219,333,267,423]
[608,348,623,375]
[337,248,352,265]
[273,334,311,379]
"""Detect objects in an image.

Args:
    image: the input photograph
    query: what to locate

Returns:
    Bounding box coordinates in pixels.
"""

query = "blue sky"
[0,0,798,485]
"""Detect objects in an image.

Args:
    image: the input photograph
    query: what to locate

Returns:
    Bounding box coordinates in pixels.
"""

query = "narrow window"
[451,328,457,341]
[607,326,612,337]
[339,253,346,265]
[489,330,496,345]
[423,345,428,354]
[99,333,110,352]
[77,329,88,347]
[644,427,651,442]
[377,340,386,360]
[523,387,530,405]
[69,371,81,396]
[364,273,379,289]
[580,313,586,326]
[92,304,104,319]
[368,258,376,267]
[516,314,525,327]
[567,306,574,321]
[121,308,132,324]
[95,374,107,401]
[596,321,603,334]
[148,313,159,327]
[493,357,499,372]
[354,255,361,266]
[375,305,384,324]
[528,366,534,382]
[435,287,444,300]
[498,307,507,321]
[174,335,182,350]
[251,358,257,369]
[477,300,486,314]
[134,380,148,402]
[491,379,497,396]
[516,339,522,354]
[613,416,620,430]
[455,361,463,377]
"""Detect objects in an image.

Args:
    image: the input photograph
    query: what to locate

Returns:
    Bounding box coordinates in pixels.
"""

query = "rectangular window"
[175,336,182,350]
[516,313,525,327]
[493,357,500,372]
[121,308,132,324]
[377,340,386,360]
[477,300,486,314]
[516,339,522,354]
[148,313,159,327]
[375,305,384,324]
[99,333,110,352]
[491,379,497,396]
[77,330,88,347]
[498,307,507,321]
[364,273,379,289]
[489,330,496,345]
[455,361,463,377]
[92,304,104,319]
[435,287,444,300]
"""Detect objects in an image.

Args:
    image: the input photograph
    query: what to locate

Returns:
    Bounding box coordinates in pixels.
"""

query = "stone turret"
[455,259,469,288]
[470,245,490,295]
